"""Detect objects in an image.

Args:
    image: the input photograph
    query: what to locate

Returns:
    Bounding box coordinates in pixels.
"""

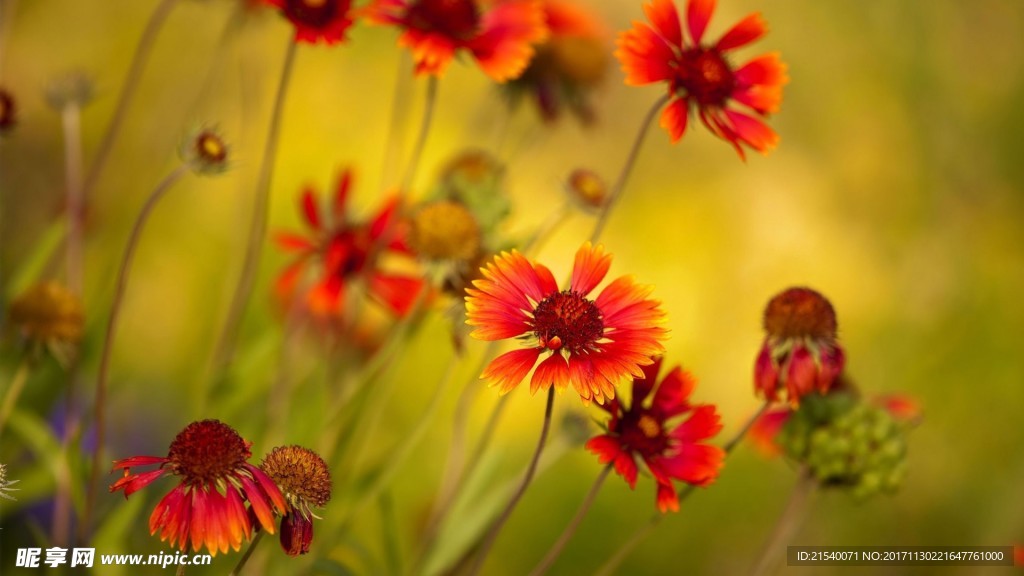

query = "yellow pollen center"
[200,135,225,159]
[638,415,661,439]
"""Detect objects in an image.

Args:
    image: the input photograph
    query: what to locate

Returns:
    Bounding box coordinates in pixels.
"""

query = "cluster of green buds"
[776,391,911,500]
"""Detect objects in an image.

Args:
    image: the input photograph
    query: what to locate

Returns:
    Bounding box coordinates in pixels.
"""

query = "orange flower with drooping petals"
[275,168,425,318]
[465,242,667,404]
[369,0,549,81]
[616,0,788,158]
[586,357,724,512]
[109,420,287,556]
[264,0,356,44]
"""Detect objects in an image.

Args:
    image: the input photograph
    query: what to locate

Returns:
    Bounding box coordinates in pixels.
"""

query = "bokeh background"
[2,0,1023,574]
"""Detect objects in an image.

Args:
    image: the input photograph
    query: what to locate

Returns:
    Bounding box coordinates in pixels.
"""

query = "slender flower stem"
[0,357,30,437]
[61,102,85,294]
[209,37,298,380]
[229,531,265,576]
[589,93,670,244]
[751,466,816,576]
[82,164,190,540]
[594,400,773,575]
[529,464,613,576]
[400,75,438,196]
[380,51,413,192]
[468,387,556,576]
[81,0,180,199]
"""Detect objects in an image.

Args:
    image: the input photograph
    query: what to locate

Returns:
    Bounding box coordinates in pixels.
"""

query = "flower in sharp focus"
[264,0,355,44]
[0,87,14,133]
[7,281,84,365]
[109,420,287,556]
[754,287,845,406]
[180,126,230,175]
[0,463,20,501]
[616,0,789,158]
[586,357,724,512]
[275,168,425,318]
[369,0,549,81]
[259,446,332,556]
[506,0,610,124]
[466,242,667,404]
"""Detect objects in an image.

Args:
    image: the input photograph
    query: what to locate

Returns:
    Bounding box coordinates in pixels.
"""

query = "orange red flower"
[264,0,355,45]
[275,168,424,318]
[586,358,724,512]
[465,242,667,404]
[109,420,287,556]
[369,0,549,81]
[616,0,788,158]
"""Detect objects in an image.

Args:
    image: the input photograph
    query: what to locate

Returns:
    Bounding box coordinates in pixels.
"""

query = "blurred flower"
[0,88,14,133]
[616,0,788,158]
[44,71,95,110]
[434,149,510,237]
[466,242,667,404]
[506,0,609,124]
[179,126,230,175]
[264,0,355,44]
[260,446,332,556]
[275,168,425,317]
[409,200,481,261]
[749,406,789,457]
[109,420,287,555]
[0,463,20,501]
[7,281,84,365]
[586,358,724,512]
[754,287,845,406]
[565,168,607,210]
[369,0,548,81]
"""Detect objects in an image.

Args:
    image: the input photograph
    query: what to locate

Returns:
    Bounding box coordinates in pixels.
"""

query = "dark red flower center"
[325,229,371,278]
[674,49,735,107]
[167,420,250,485]
[0,90,14,129]
[618,412,668,456]
[405,0,481,41]
[285,0,345,29]
[532,290,604,354]
[763,287,838,340]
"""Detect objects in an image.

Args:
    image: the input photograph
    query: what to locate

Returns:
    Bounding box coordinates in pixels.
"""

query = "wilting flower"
[506,0,609,124]
[616,0,788,158]
[0,88,14,133]
[259,446,332,556]
[264,0,355,44]
[466,242,667,404]
[586,358,724,512]
[409,200,481,262]
[275,168,425,317]
[7,281,85,365]
[110,420,287,555]
[369,0,549,81]
[754,287,845,406]
[0,463,20,501]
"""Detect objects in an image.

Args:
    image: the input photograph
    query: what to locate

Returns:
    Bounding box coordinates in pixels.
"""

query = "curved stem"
[0,357,31,438]
[229,531,265,576]
[751,466,816,576]
[594,400,773,575]
[468,387,555,576]
[61,103,85,294]
[529,464,612,576]
[82,164,190,540]
[82,0,180,199]
[589,93,670,244]
[400,75,438,195]
[209,36,298,379]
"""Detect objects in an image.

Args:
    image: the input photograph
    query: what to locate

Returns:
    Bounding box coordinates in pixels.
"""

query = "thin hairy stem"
[0,357,30,437]
[61,103,85,294]
[529,464,613,576]
[400,75,438,195]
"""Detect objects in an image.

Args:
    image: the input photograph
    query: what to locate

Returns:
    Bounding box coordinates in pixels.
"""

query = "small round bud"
[565,168,607,210]
[180,127,229,175]
[8,281,84,347]
[409,200,481,261]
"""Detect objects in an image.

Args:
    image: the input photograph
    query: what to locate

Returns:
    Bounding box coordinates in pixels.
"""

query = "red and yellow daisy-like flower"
[465,242,667,404]
[616,0,788,158]
[109,420,287,556]
[264,0,355,45]
[586,357,724,512]
[368,0,549,81]
[275,168,425,318]
[754,287,845,406]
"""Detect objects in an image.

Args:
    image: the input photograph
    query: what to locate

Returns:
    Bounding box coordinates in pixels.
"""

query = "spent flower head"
[109,420,287,555]
[466,242,667,404]
[0,463,20,501]
[616,0,788,158]
[409,200,482,262]
[7,281,85,366]
[260,445,332,556]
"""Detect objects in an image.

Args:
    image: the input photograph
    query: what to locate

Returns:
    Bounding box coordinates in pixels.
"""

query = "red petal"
[723,108,779,155]
[110,468,167,498]
[651,366,696,419]
[643,0,682,47]
[570,242,612,295]
[734,52,788,88]
[301,188,322,231]
[754,343,779,401]
[370,273,426,316]
[615,23,676,85]
[662,443,725,486]
[530,353,571,395]
[671,404,723,443]
[333,168,353,223]
[750,408,790,457]
[631,356,664,405]
[469,0,549,82]
[655,479,679,513]
[274,232,317,252]
[715,12,766,52]
[481,347,542,394]
[659,96,689,143]
[686,0,715,45]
